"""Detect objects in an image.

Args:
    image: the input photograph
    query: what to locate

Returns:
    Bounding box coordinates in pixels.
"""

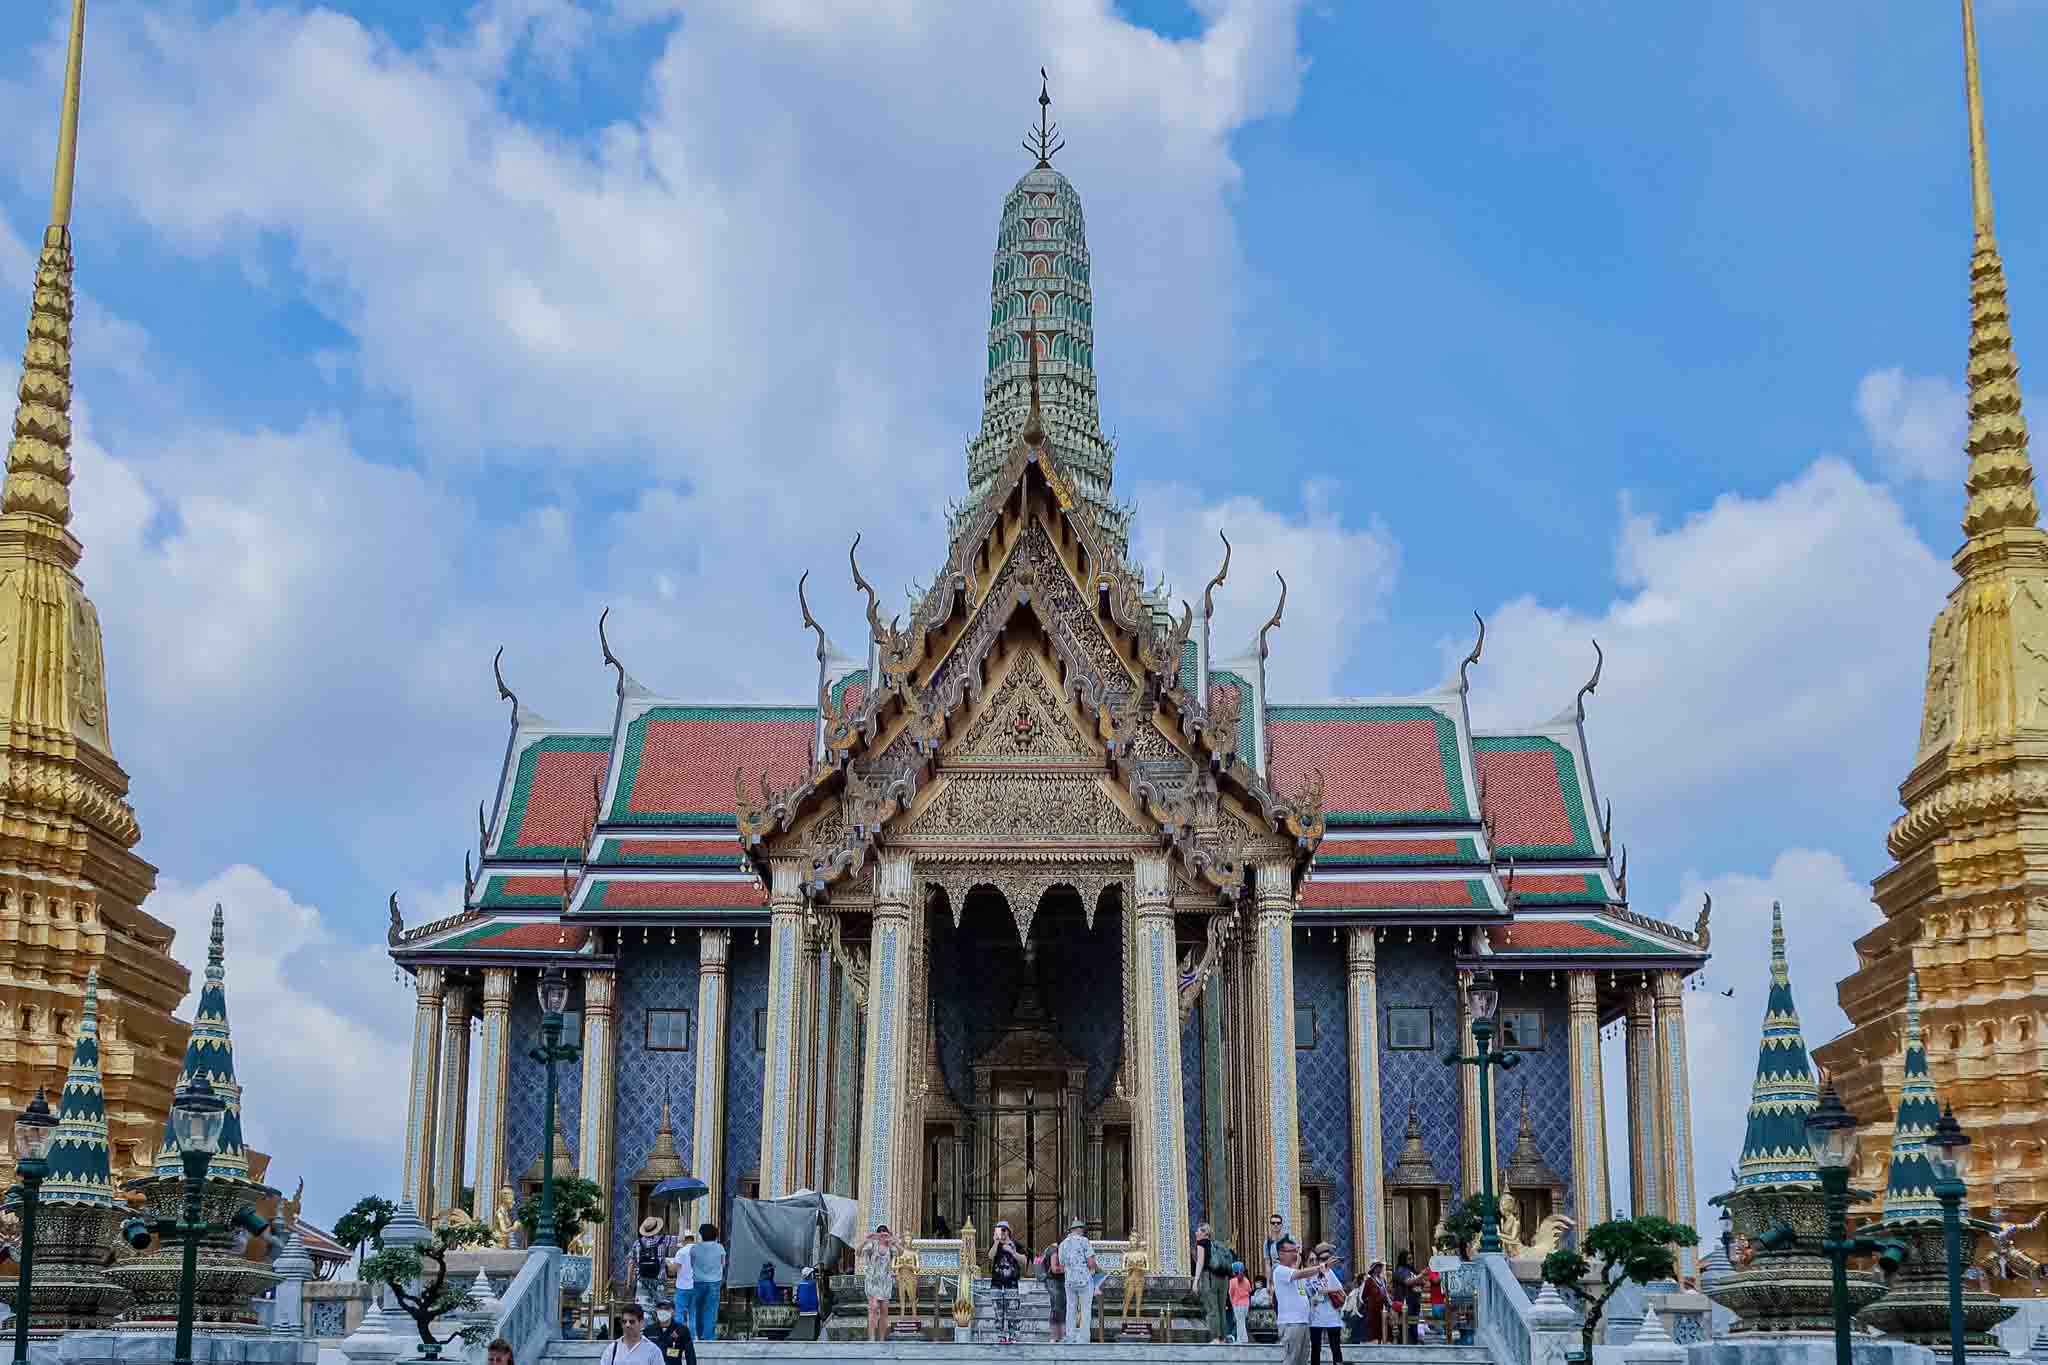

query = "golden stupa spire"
[1958,0,2039,540]
[5,0,87,530]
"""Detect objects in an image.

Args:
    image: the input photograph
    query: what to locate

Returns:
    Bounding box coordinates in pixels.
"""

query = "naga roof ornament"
[1734,903,1820,1189]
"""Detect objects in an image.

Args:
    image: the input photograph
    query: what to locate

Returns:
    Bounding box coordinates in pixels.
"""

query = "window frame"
[645,1007,693,1053]
[1499,1008,1544,1051]
[1294,1004,1318,1050]
[1387,1006,1434,1051]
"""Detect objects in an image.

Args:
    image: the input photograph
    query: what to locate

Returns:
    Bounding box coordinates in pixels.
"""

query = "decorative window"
[754,1007,768,1052]
[1033,218,1050,239]
[1294,1006,1318,1049]
[1030,293,1049,317]
[1031,255,1051,276]
[1499,1009,1544,1050]
[1388,1007,1433,1050]
[1035,194,1052,207]
[1032,333,1049,361]
[646,1009,692,1052]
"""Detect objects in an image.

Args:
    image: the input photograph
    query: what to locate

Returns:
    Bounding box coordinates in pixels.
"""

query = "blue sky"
[0,0,2035,1229]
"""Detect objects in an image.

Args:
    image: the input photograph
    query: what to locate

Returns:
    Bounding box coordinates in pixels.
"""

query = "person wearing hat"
[1056,1216,1100,1342]
[989,1221,1022,1290]
[858,1223,895,1342]
[633,1216,673,1309]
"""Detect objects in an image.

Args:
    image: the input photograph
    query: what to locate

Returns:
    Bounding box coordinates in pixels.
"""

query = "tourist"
[634,1216,670,1308]
[934,1214,952,1239]
[1352,1262,1389,1345]
[687,1224,725,1342]
[1390,1250,1418,1343]
[1057,1216,1100,1342]
[1263,1213,1288,1276]
[486,1340,515,1365]
[756,1262,781,1306]
[1040,1237,1067,1343]
[990,1225,1022,1289]
[667,1233,695,1330]
[795,1266,821,1341]
[1269,1238,1310,1365]
[1192,1221,1227,1343]
[1227,1262,1252,1344]
[599,1302,663,1365]
[650,1301,697,1365]
[859,1223,894,1342]
[1306,1244,1344,1365]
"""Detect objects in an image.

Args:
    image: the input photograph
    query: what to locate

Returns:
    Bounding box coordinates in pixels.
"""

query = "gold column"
[759,859,806,1199]
[1344,927,1383,1265]
[1565,972,1609,1229]
[692,930,731,1228]
[1253,862,1301,1236]
[858,853,915,1238]
[472,968,514,1223]
[1653,970,1697,1274]
[1131,855,1191,1270]
[579,968,617,1292]
[1458,968,1482,1197]
[828,958,860,1195]
[402,965,444,1216]
[1624,985,1663,1218]
[432,982,471,1218]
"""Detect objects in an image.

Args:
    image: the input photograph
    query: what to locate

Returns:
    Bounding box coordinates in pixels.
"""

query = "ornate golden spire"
[1958,0,2039,540]
[5,0,87,530]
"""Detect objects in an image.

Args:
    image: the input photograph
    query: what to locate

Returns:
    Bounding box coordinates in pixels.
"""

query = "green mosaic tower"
[1878,972,1942,1226]
[1734,904,1819,1189]
[154,905,247,1180]
[963,77,1125,558]
[42,968,112,1207]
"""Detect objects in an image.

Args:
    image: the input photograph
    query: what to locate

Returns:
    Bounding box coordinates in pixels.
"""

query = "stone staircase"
[542,1345,1493,1362]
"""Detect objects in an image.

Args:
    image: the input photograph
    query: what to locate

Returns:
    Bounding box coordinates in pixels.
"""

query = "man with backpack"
[634,1217,672,1308]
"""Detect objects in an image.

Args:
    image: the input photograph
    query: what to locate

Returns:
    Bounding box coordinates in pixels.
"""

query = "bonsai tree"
[1434,1194,1502,1259]
[1540,1215,1699,1361]
[361,1213,496,1358]
[335,1195,396,1273]
[515,1175,607,1253]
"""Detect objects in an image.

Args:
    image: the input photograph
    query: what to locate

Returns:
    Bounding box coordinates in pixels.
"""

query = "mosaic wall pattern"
[1183,998,1205,1233]
[506,976,586,1193]
[1375,940,1462,1192]
[1493,979,1574,1217]
[609,940,703,1273]
[928,906,1123,1111]
[1294,936,1354,1264]
[722,935,769,1215]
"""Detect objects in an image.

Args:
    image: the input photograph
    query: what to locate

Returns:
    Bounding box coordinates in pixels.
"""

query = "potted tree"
[359,1209,497,1360]
[1540,1216,1698,1363]
[1434,1194,1501,1260]
[516,1176,608,1297]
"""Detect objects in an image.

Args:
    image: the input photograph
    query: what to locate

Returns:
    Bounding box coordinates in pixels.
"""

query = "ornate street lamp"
[122,1074,268,1365]
[9,1089,56,1364]
[530,966,581,1249]
[1443,968,1518,1255]
[1926,1104,1971,1365]
[1804,1082,1906,1365]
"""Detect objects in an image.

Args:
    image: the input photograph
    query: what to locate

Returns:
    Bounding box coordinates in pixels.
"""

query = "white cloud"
[1460,457,1948,847]
[1130,478,1396,696]
[1605,849,1871,1234]
[1857,366,1965,484]
[146,865,412,1197]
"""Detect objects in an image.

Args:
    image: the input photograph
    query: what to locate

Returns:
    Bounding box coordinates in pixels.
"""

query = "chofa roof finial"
[1202,531,1231,622]
[1574,638,1603,724]
[387,892,404,947]
[1458,612,1485,694]
[1257,571,1287,660]
[598,606,629,697]
[492,646,519,720]
[797,571,829,664]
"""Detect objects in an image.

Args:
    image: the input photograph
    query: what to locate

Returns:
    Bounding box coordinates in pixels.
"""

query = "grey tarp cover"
[725,1191,848,1291]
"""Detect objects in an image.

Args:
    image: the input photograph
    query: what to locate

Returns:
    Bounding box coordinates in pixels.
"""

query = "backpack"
[1209,1246,1236,1279]
[637,1236,663,1280]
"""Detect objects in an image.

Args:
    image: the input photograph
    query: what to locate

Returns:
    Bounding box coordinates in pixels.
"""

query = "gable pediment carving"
[904,772,1149,841]
[947,651,1095,763]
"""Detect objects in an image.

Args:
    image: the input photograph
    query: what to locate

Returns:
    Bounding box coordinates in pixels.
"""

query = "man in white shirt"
[1056,1218,1100,1342]
[599,1302,664,1365]
[1269,1238,1312,1365]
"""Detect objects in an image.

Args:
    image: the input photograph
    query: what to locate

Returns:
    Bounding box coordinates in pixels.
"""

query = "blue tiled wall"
[1375,940,1462,1193]
[722,935,769,1220]
[1492,978,1573,1216]
[506,974,585,1195]
[607,940,702,1275]
[1183,996,1205,1233]
[1294,934,1354,1263]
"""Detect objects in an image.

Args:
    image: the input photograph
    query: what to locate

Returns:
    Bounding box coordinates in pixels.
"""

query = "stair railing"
[492,1244,562,1363]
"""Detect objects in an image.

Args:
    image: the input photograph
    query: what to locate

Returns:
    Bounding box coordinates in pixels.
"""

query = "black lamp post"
[1443,968,1519,1255]
[1926,1104,1971,1365]
[9,1089,56,1363]
[529,966,581,1250]
[121,1073,268,1365]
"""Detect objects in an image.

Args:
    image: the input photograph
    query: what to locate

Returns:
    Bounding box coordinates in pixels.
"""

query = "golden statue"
[493,1186,519,1249]
[436,1206,476,1230]
[892,1245,921,1321]
[568,1226,593,1257]
[1119,1239,1149,1321]
[1526,1214,1574,1258]
[1496,1201,1523,1258]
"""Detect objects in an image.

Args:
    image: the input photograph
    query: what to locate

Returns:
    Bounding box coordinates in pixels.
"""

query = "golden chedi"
[1816,0,2048,1288]
[0,0,191,1190]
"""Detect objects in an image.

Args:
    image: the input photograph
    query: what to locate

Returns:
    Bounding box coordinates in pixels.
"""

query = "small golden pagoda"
[1815,0,2048,1284]
[0,0,191,1184]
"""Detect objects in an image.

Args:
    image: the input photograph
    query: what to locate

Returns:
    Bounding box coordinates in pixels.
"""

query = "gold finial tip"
[50,0,86,229]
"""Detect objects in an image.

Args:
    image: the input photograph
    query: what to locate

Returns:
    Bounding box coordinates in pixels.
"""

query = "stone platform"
[543,1344,1491,1363]
[25,1332,322,1363]
[1682,1337,1935,1365]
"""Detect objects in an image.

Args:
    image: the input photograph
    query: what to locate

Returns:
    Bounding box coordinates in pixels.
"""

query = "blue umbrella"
[650,1176,709,1203]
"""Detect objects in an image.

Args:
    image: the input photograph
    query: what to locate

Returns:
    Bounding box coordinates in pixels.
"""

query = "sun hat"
[1069,1217,1086,1230]
[640,1216,664,1237]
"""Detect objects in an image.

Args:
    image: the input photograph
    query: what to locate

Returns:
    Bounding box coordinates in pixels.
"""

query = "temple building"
[388,84,1709,1296]
[1814,0,2048,1285]
[0,0,193,1187]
